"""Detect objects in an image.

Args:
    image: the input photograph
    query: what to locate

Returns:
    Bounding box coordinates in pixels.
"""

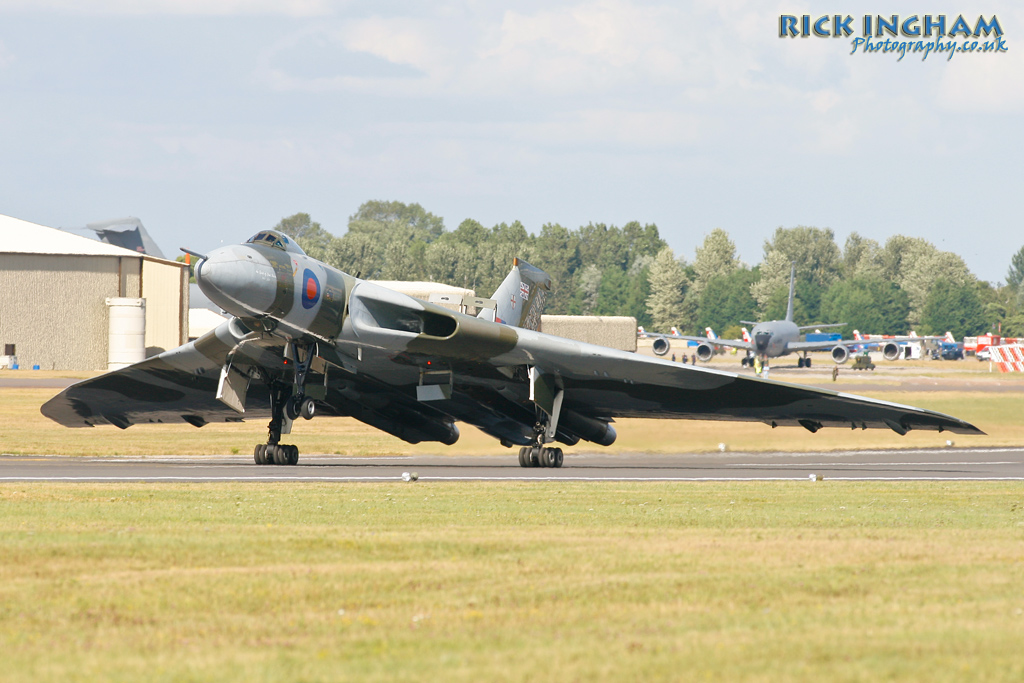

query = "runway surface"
[1,448,1022,482]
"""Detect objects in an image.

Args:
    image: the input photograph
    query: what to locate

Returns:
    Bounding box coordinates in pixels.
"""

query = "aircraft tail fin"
[670,326,681,336]
[479,258,552,331]
[705,327,717,340]
[785,263,796,322]
[741,327,751,343]
[945,331,955,343]
[853,330,862,340]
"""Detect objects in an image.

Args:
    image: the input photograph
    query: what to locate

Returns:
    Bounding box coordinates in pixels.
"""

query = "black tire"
[300,398,315,420]
[272,445,289,466]
[539,448,551,468]
[285,396,302,421]
[552,448,564,468]
[806,358,812,368]
[518,446,530,467]
[254,444,266,465]
[287,445,299,466]
[530,447,542,467]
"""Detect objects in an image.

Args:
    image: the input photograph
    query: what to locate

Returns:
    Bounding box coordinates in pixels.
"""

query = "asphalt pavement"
[1,448,1022,482]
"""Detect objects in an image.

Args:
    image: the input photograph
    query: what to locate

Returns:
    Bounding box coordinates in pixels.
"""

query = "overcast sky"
[0,1,1020,282]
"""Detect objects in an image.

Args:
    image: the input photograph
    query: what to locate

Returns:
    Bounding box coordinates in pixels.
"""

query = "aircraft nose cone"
[754,332,771,352]
[195,246,277,316]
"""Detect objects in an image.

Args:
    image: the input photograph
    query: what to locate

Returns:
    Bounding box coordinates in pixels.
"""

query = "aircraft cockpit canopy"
[245,230,306,255]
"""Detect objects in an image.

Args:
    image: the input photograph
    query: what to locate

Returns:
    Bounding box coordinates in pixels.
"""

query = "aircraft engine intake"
[882,342,901,361]
[831,345,849,364]
[652,338,670,356]
[696,343,714,362]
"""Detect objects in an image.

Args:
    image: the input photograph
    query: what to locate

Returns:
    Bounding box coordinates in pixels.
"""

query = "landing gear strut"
[254,381,300,466]
[252,342,323,466]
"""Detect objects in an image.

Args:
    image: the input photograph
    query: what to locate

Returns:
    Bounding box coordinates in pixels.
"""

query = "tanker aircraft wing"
[42,231,984,468]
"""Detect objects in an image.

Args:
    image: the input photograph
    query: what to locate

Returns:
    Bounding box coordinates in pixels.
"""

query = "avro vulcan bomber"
[43,230,983,467]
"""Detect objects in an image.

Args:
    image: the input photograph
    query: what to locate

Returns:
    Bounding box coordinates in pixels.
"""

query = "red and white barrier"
[989,344,1024,373]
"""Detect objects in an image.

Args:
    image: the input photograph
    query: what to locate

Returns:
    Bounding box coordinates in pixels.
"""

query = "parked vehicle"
[936,341,964,360]
[851,353,875,371]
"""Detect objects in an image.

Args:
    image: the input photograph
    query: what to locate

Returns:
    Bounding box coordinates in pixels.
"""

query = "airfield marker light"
[718,443,727,452]
[946,440,955,447]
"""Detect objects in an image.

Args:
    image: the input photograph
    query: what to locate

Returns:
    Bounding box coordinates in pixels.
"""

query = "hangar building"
[0,214,189,371]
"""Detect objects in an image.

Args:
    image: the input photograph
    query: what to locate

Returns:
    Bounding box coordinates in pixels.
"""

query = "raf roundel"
[301,269,321,309]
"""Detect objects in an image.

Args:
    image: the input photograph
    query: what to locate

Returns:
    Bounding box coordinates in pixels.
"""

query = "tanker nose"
[754,331,771,352]
[195,246,277,316]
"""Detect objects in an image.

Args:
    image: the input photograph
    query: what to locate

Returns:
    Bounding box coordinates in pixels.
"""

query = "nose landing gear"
[254,381,301,466]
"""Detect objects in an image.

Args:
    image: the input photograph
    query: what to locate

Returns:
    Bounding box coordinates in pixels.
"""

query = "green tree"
[1007,245,1024,290]
[272,212,333,262]
[840,232,883,280]
[532,223,581,315]
[920,278,987,338]
[763,226,842,288]
[691,228,739,301]
[348,200,444,243]
[645,247,687,331]
[820,276,910,336]
[696,268,757,332]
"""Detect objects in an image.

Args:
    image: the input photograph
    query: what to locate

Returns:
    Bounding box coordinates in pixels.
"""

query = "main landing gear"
[518,444,564,468]
[518,410,564,468]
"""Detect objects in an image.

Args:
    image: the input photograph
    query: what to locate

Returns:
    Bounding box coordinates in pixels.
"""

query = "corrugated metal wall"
[0,254,188,370]
[0,254,122,370]
[141,258,189,354]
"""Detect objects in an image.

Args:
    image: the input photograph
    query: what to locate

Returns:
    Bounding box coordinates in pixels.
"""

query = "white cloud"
[0,0,345,16]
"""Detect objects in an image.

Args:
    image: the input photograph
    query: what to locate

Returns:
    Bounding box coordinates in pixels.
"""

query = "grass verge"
[1,481,1023,681]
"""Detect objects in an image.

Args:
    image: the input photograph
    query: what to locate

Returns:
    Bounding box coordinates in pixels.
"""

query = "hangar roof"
[0,213,181,265]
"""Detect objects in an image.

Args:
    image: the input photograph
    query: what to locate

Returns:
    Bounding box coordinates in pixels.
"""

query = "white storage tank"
[106,297,146,370]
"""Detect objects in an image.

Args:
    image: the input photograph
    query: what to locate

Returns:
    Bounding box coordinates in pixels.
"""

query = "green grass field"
[3,387,1022,456]
[2,482,1024,682]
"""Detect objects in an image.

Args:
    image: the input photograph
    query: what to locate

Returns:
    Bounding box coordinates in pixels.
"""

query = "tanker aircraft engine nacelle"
[652,338,671,356]
[882,342,901,361]
[831,345,850,364]
[41,230,986,470]
[695,343,715,363]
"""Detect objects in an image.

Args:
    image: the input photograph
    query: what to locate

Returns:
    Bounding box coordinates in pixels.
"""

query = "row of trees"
[273,201,1024,340]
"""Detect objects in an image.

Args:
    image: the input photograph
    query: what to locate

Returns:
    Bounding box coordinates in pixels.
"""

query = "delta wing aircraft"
[649,266,876,370]
[42,231,982,467]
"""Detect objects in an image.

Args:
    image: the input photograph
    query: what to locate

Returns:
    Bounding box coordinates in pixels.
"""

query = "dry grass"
[2,386,1021,456]
[1,481,1023,682]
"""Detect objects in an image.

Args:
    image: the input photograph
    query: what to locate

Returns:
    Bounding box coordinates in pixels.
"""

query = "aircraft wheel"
[271,445,289,466]
[254,444,267,465]
[518,446,530,467]
[806,358,812,368]
[300,398,316,420]
[538,447,551,467]
[529,446,542,467]
[551,447,564,468]
[285,396,302,421]
[287,445,299,466]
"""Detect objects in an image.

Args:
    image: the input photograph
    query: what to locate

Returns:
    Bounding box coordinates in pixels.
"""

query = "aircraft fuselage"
[750,319,800,359]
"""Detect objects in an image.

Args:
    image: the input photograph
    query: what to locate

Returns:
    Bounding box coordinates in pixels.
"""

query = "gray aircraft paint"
[42,232,984,449]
